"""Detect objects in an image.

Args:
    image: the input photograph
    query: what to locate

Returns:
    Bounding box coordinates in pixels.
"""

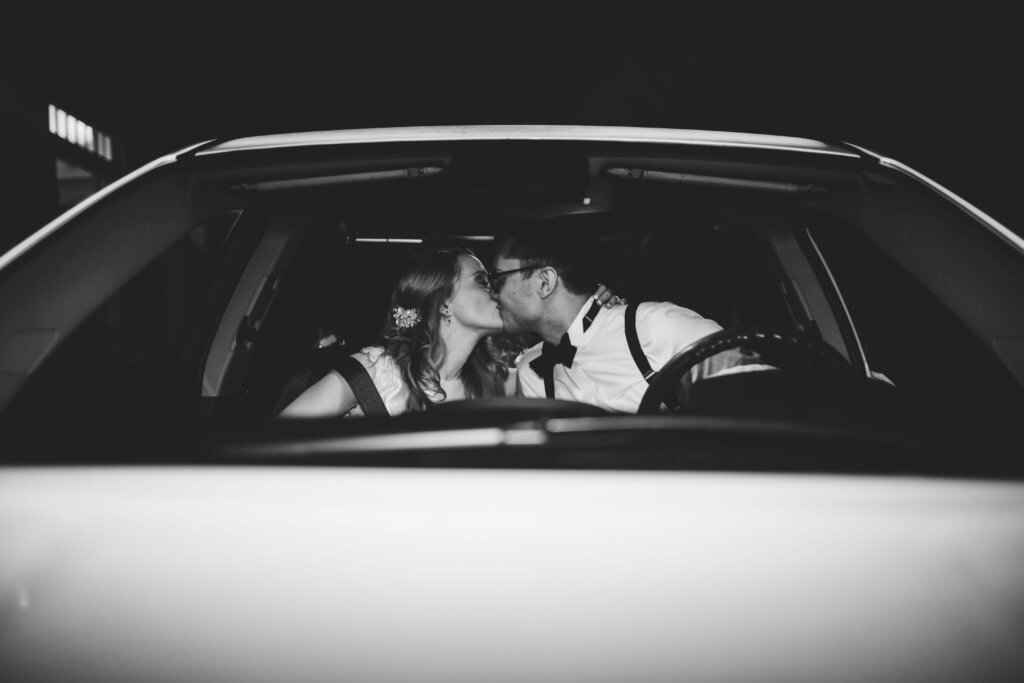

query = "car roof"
[0,125,859,277]
[192,124,860,158]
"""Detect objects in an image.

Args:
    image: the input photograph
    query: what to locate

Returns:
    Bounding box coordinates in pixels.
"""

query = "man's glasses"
[488,265,538,292]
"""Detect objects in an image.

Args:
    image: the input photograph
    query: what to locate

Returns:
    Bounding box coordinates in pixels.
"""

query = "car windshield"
[2,130,1023,474]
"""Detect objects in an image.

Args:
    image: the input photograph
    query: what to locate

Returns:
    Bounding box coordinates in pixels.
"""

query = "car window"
[2,213,238,458]
[809,222,1024,427]
[231,225,417,416]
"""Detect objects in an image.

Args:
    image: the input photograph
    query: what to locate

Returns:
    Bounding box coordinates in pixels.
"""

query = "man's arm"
[643,302,721,369]
[642,302,766,381]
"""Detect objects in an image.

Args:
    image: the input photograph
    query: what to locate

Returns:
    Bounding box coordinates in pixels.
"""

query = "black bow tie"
[530,332,577,376]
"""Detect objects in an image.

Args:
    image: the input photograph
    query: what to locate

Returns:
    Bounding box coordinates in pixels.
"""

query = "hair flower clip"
[392,305,422,330]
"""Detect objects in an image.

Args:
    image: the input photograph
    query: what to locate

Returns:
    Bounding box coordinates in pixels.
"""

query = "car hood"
[3,465,1024,681]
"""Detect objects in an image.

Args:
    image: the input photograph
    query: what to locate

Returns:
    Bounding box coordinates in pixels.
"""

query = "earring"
[442,306,453,323]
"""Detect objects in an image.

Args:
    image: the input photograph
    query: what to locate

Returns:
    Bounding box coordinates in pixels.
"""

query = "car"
[2,125,1024,681]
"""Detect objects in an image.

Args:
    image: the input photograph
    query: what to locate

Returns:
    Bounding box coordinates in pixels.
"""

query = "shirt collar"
[566,295,602,347]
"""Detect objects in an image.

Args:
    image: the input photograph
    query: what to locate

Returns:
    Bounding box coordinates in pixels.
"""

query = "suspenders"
[542,360,557,401]
[624,302,656,381]
[537,301,654,398]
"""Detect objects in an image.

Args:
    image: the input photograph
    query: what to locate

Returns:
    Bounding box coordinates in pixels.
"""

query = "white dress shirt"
[517,298,731,413]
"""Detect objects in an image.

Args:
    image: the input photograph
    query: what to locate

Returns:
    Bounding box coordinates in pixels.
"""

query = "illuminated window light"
[48,105,112,160]
[353,238,424,244]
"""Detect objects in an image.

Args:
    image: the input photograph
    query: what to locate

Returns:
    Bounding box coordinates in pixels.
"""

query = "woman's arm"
[503,367,518,397]
[594,284,627,307]
[278,370,358,418]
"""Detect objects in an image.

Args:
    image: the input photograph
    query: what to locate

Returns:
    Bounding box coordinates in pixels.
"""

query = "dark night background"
[2,6,1021,238]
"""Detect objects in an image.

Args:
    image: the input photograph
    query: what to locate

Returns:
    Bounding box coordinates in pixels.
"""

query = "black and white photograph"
[2,7,1024,681]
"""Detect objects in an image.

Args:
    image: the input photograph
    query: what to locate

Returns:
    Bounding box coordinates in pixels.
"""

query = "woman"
[280,246,622,418]
[280,246,504,417]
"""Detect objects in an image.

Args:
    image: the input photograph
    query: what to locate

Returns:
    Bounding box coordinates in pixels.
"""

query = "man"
[491,233,749,412]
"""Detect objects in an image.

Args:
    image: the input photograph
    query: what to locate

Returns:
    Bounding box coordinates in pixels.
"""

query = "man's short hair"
[495,230,600,296]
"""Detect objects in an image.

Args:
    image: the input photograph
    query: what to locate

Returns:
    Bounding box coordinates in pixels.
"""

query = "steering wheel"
[637,326,856,415]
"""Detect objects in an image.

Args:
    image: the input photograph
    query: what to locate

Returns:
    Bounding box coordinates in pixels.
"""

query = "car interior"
[3,138,1024,460]
[188,143,858,419]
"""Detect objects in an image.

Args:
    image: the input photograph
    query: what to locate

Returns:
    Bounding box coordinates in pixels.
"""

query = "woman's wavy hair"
[382,247,508,411]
